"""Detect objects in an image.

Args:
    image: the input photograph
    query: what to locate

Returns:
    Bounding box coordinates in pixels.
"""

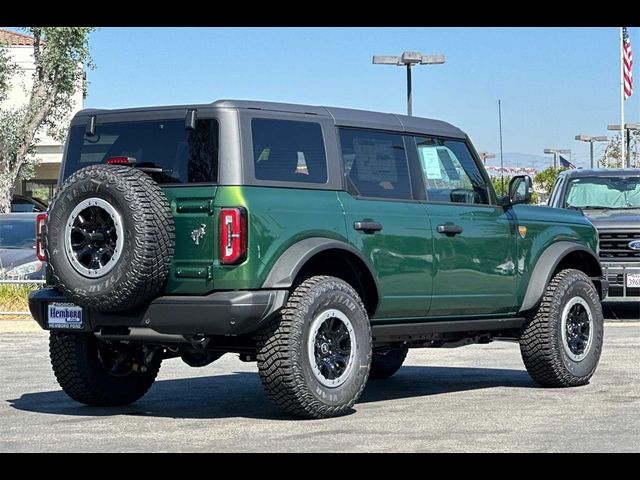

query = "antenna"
[498,99,505,194]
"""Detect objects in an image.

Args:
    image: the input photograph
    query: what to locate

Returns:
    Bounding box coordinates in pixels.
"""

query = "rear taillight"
[219,207,247,265]
[106,156,136,165]
[36,213,47,262]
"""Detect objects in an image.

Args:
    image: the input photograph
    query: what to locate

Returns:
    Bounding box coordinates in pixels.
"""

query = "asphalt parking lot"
[1,304,638,453]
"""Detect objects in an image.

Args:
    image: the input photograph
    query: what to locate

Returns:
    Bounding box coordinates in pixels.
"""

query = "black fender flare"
[519,241,602,313]
[262,237,379,292]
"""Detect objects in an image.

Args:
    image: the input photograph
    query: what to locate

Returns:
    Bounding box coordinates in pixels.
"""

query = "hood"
[0,248,38,273]
[582,209,640,230]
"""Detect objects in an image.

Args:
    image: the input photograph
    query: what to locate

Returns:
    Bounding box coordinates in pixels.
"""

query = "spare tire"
[46,165,175,312]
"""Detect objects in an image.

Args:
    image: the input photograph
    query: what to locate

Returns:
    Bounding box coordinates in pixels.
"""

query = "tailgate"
[162,186,217,294]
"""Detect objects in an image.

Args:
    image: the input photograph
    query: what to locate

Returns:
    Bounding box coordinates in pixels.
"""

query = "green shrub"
[0,284,38,313]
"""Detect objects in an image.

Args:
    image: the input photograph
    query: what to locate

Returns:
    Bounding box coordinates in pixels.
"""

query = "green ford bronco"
[29,100,607,418]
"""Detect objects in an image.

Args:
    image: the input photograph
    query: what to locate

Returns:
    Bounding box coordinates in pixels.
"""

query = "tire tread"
[256,275,371,418]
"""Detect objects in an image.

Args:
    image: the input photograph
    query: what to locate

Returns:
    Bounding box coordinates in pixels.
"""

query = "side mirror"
[508,175,533,205]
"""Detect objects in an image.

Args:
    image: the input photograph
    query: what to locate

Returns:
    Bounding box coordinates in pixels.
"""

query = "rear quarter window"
[251,118,328,184]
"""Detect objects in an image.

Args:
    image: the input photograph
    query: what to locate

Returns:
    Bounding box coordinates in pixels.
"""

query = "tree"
[491,175,511,197]
[0,27,95,213]
[599,131,640,168]
[534,166,566,197]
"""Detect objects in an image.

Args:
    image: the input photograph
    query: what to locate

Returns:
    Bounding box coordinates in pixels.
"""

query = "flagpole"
[620,27,626,169]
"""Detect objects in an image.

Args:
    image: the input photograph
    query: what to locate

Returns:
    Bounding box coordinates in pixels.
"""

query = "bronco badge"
[191,224,207,245]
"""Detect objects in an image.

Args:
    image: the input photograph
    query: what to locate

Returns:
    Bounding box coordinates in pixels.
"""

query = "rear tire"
[256,276,371,418]
[520,269,604,387]
[369,345,408,380]
[49,331,161,406]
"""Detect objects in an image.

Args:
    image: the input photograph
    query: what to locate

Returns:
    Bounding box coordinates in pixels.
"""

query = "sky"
[77,27,640,168]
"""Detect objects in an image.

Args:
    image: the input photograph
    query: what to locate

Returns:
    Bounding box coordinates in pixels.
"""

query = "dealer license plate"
[627,274,640,288]
[47,302,83,329]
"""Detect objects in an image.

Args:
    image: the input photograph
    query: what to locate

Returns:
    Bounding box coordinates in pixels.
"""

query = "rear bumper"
[602,263,640,301]
[28,288,289,336]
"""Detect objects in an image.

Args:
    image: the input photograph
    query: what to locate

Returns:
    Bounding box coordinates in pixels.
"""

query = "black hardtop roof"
[559,168,640,178]
[75,99,466,139]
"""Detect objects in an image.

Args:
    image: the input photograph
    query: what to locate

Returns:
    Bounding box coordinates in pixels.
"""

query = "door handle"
[354,221,383,233]
[437,224,464,236]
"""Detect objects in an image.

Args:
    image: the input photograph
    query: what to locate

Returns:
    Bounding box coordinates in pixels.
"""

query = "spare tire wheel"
[46,165,175,312]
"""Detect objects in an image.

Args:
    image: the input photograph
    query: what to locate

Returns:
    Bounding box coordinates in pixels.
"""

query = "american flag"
[623,27,633,100]
[559,156,576,169]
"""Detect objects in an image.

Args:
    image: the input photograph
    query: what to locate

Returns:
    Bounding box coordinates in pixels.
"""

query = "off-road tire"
[370,345,409,380]
[47,165,174,312]
[520,269,604,387]
[256,276,372,419]
[49,331,161,406]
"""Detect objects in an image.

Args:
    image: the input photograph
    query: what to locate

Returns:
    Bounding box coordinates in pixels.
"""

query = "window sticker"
[418,146,442,180]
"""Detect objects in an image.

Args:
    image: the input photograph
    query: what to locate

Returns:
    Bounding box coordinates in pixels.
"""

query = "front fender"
[519,241,602,313]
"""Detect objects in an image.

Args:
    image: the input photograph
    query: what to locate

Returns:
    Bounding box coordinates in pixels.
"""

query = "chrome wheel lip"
[307,308,356,388]
[64,197,124,279]
[560,296,593,362]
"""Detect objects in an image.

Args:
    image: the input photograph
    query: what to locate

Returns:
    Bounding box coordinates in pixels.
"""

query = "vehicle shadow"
[7,366,534,421]
[603,302,640,321]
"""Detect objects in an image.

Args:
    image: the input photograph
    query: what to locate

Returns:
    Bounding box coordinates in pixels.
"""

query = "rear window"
[63,119,219,184]
[252,118,328,184]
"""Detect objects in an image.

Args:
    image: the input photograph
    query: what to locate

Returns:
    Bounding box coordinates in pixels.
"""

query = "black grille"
[599,231,640,260]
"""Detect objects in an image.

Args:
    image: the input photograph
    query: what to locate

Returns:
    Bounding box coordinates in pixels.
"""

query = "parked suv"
[29,100,606,418]
[548,168,640,301]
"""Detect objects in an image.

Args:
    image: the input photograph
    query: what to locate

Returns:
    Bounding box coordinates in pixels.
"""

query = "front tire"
[256,276,371,418]
[520,269,604,387]
[50,332,161,406]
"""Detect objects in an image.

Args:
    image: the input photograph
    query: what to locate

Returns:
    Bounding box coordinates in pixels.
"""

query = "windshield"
[0,218,36,249]
[63,119,219,184]
[565,176,640,209]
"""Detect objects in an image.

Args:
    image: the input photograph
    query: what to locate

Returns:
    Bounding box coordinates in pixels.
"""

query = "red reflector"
[219,207,247,265]
[106,156,136,165]
[36,213,48,262]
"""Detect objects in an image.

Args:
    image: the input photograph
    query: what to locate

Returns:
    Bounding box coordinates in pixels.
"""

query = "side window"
[251,118,327,183]
[339,128,412,200]
[415,137,489,205]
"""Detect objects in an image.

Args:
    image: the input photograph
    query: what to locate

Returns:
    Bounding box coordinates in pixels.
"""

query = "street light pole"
[544,148,571,169]
[575,135,608,168]
[406,64,412,116]
[479,152,496,164]
[607,123,640,167]
[373,51,445,116]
